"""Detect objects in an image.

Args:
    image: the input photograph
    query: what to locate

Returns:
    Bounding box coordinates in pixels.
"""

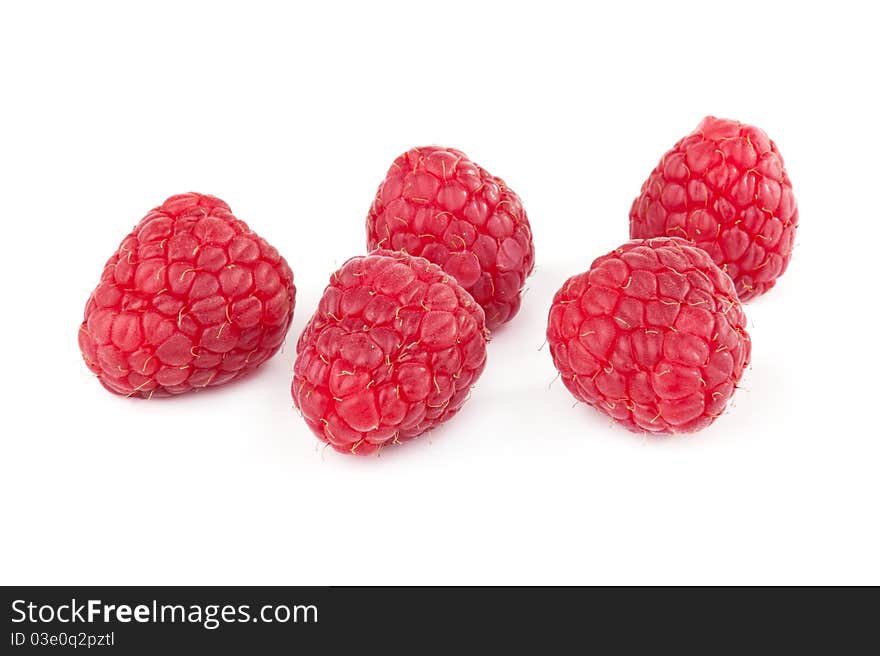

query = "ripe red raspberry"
[78,193,296,397]
[366,146,535,331]
[546,237,751,433]
[629,116,798,301]
[293,250,488,455]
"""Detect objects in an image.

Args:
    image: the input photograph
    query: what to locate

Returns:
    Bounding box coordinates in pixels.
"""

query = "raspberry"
[292,250,488,455]
[629,116,798,301]
[546,237,751,433]
[366,146,535,330]
[78,193,296,397]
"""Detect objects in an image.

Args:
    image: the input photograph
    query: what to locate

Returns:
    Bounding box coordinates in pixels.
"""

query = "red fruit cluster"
[366,146,534,330]
[292,250,488,455]
[629,116,798,301]
[78,193,295,397]
[546,237,750,433]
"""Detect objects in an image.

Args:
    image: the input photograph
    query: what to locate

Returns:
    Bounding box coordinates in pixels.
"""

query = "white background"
[1,1,877,585]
